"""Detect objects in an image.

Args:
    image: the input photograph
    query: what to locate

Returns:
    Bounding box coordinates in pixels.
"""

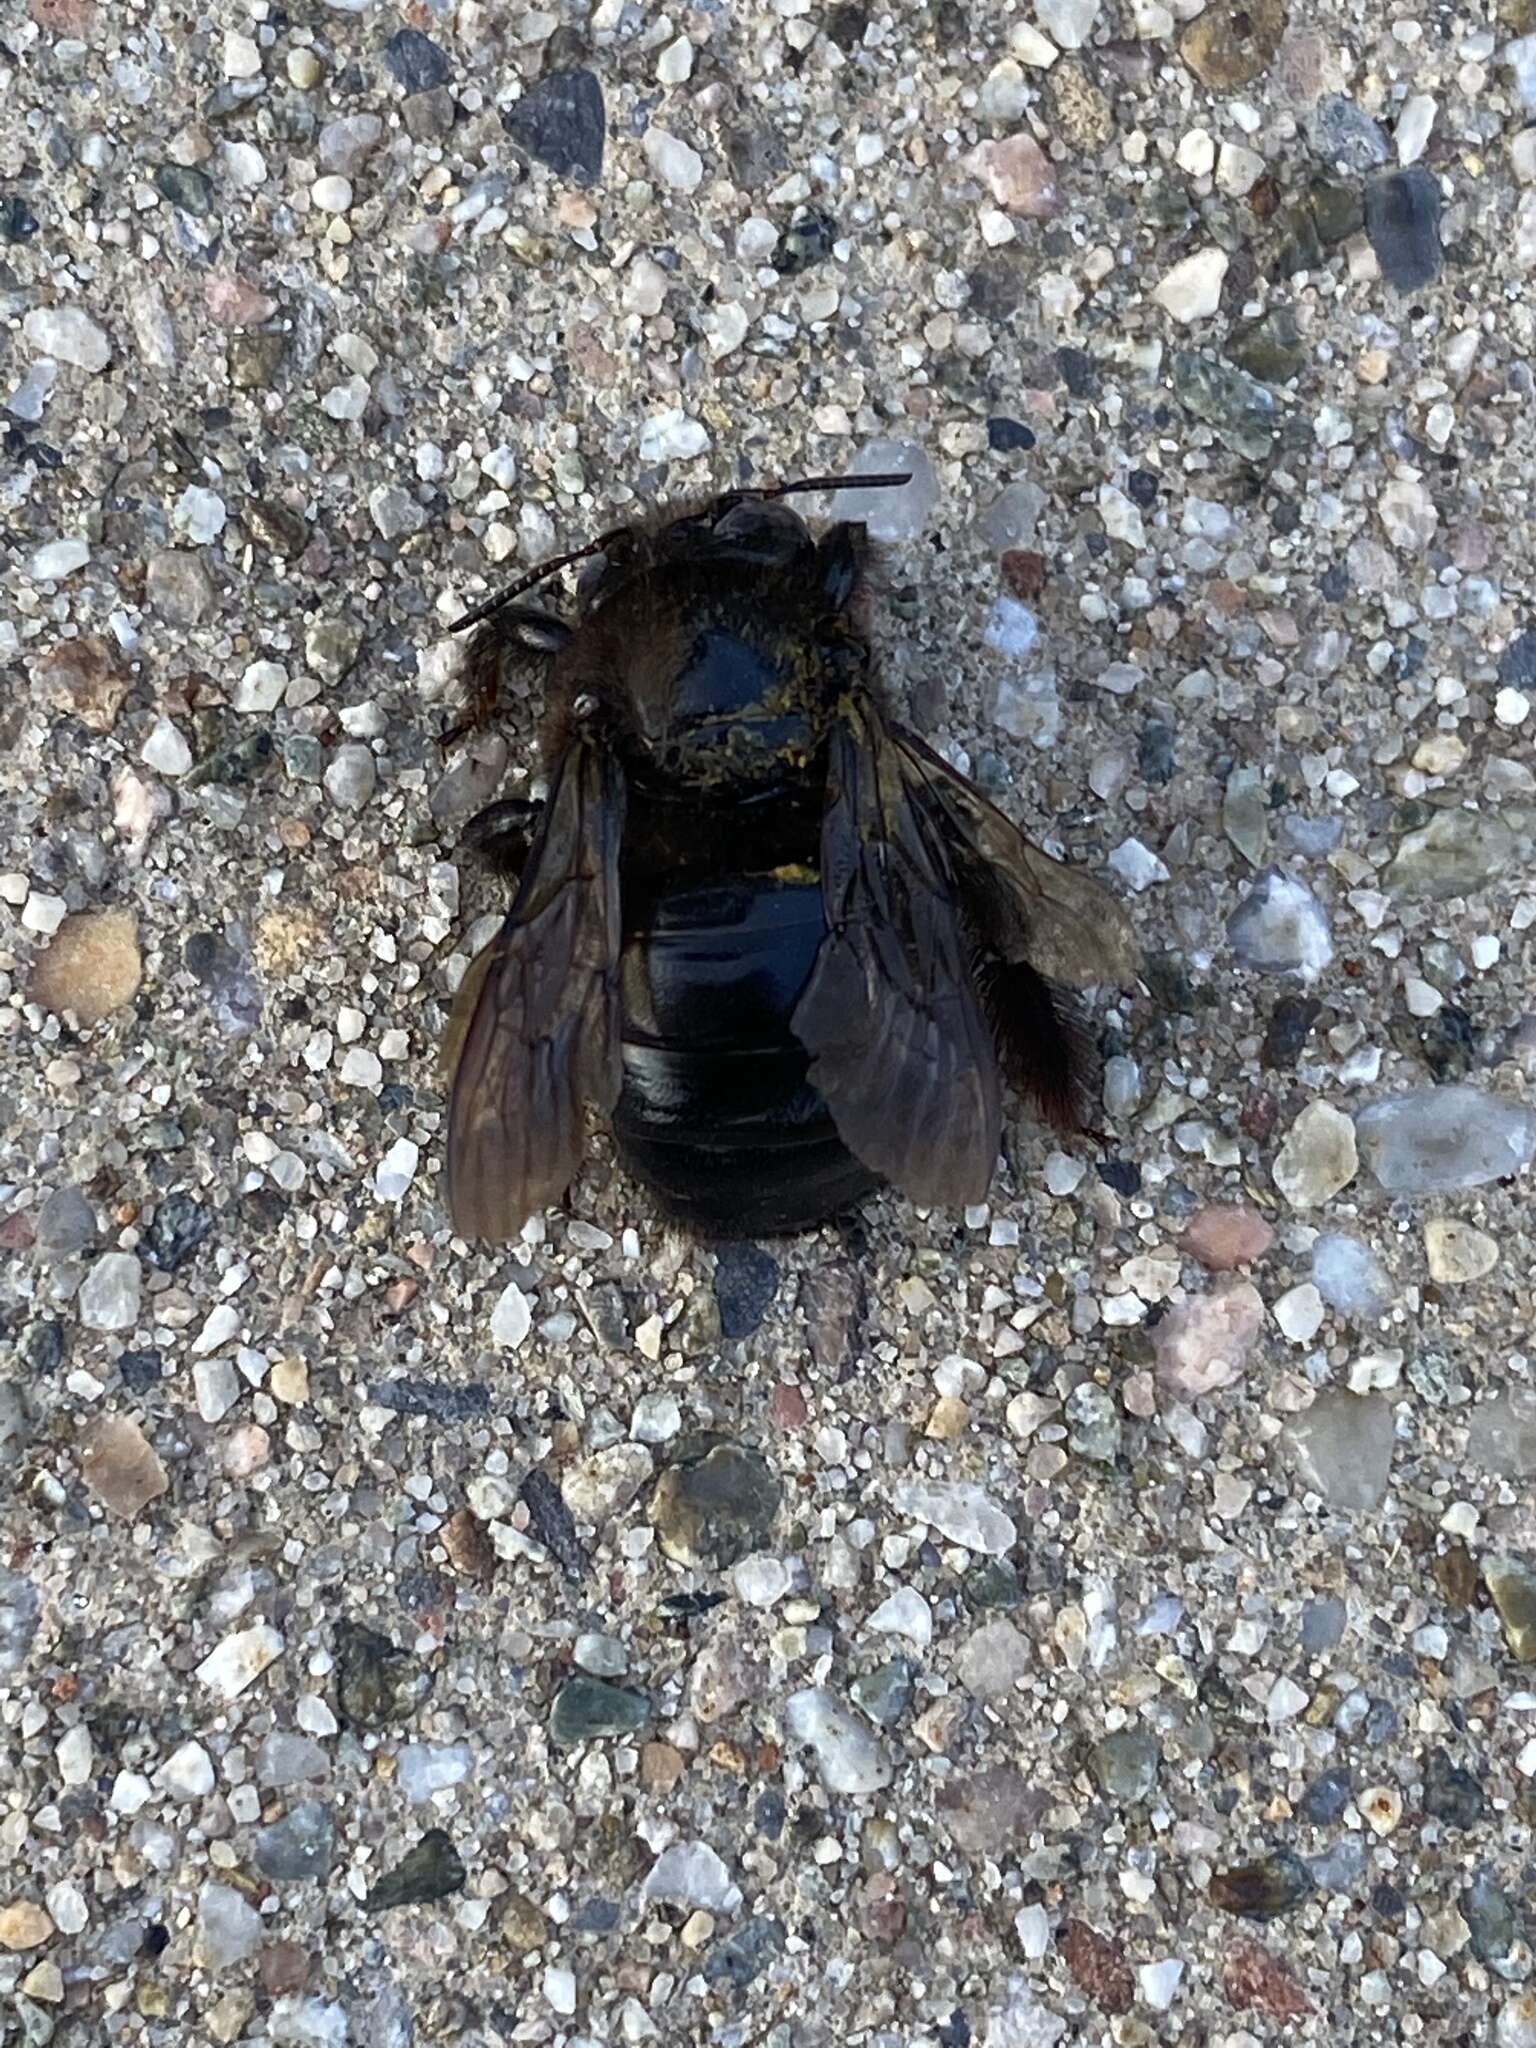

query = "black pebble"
[118,1348,165,1393]
[987,416,1036,452]
[1300,1767,1352,1825]
[1056,346,1099,398]
[1371,1882,1407,1921]
[1423,1747,1485,1829]
[1126,468,1159,507]
[1320,563,1350,602]
[1263,994,1321,1069]
[754,1788,786,1838]
[704,1915,788,1988]
[503,69,606,185]
[383,27,452,92]
[775,205,837,276]
[713,1243,780,1339]
[1097,1159,1141,1197]
[144,1192,213,1272]
[1137,720,1176,784]
[27,1320,67,1376]
[825,4,869,49]
[368,1378,490,1422]
[154,165,215,216]
[0,195,39,242]
[1499,628,1536,690]
[1364,168,1442,291]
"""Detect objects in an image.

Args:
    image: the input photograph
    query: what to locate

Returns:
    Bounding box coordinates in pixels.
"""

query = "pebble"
[649,1443,781,1566]
[1227,870,1333,979]
[638,408,710,462]
[1310,94,1390,172]
[643,128,704,192]
[1311,1234,1392,1319]
[1499,1996,1536,2048]
[1485,1557,1536,1661]
[1172,352,1280,461]
[257,1731,328,1787]
[1273,1102,1358,1209]
[320,742,376,811]
[374,1138,420,1203]
[1151,248,1228,323]
[173,485,227,545]
[1153,1280,1264,1397]
[1378,475,1439,553]
[78,1252,142,1332]
[867,1587,933,1648]
[197,1883,263,1970]
[147,549,216,625]
[29,909,142,1026]
[956,1618,1032,1699]
[829,441,939,540]
[1180,1204,1273,1270]
[335,1621,432,1727]
[255,1800,336,1881]
[1287,1391,1395,1511]
[1364,169,1443,288]
[22,305,111,371]
[80,1415,167,1517]
[1466,1391,1536,1478]
[1274,1283,1324,1343]
[1208,1851,1315,1921]
[1466,1873,1518,1965]
[642,1842,742,1914]
[0,1904,54,1952]
[37,635,128,733]
[713,1242,780,1338]
[1357,1086,1536,1194]
[1384,806,1524,899]
[851,1658,915,1726]
[505,68,606,184]
[966,134,1060,218]
[396,1742,472,1802]
[1179,0,1284,87]
[270,1998,349,2048]
[890,1478,1014,1555]
[1091,1728,1160,1802]
[362,1829,465,1912]
[142,715,194,777]
[196,1623,284,1700]
[785,1688,893,1794]
[549,1676,650,1747]
[1424,1218,1498,1284]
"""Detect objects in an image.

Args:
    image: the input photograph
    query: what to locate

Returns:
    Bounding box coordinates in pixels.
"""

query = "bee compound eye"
[572,691,599,721]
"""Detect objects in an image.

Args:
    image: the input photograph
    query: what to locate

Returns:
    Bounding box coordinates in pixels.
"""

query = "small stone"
[1179,0,1286,87]
[956,1619,1032,1700]
[549,1675,650,1747]
[324,743,376,809]
[1065,1381,1121,1461]
[1091,1728,1160,1802]
[37,636,129,733]
[197,1622,284,1700]
[79,1415,166,1520]
[1311,1234,1391,1319]
[981,1977,1069,2047]
[362,1829,466,1912]
[890,1478,1014,1554]
[256,1731,328,1788]
[867,1587,932,1647]
[1301,1766,1353,1823]
[1485,1557,1536,1660]
[1208,1851,1314,1921]
[141,715,195,778]
[1172,352,1279,461]
[396,1743,472,1803]
[1181,1204,1274,1270]
[30,910,142,1028]
[966,134,1060,218]
[1466,1391,1536,1478]
[1500,1996,1536,2048]
[0,1904,54,1952]
[785,1688,893,1795]
[649,1443,782,1567]
[194,1356,240,1424]
[160,1739,214,1800]
[1466,1872,1518,1965]
[562,1443,652,1523]
[256,1800,336,1881]
[1047,60,1114,150]
[1364,169,1442,290]
[22,305,111,371]
[1274,1283,1324,1344]
[147,549,217,625]
[270,1997,348,2048]
[374,1138,419,1203]
[1153,1280,1264,1397]
[77,1251,141,1332]
[1273,1102,1358,1208]
[335,1621,432,1727]
[1378,475,1439,553]
[1309,94,1389,172]
[850,1658,915,1727]
[1356,1086,1536,1194]
[829,440,939,540]
[1424,1218,1498,1284]
[1224,1939,1312,2019]
[173,485,227,545]
[1287,1391,1395,1510]
[1228,870,1333,979]
[145,1193,212,1272]
[196,1882,262,1970]
[1384,808,1526,899]
[643,127,703,191]
[713,1242,780,1338]
[505,67,605,183]
[642,1842,742,1914]
[1058,1921,1132,2016]
[1423,1748,1484,1829]
[1151,247,1228,323]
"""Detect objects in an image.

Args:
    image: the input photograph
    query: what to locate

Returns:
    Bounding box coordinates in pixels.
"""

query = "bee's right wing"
[792,697,1003,1208]
[443,741,625,1242]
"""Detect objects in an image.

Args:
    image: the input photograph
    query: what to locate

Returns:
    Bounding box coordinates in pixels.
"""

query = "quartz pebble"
[1311,1234,1391,1319]
[1153,1281,1264,1397]
[1357,1087,1536,1194]
[1287,1392,1395,1511]
[1424,1218,1498,1284]
[785,1688,893,1794]
[890,1479,1014,1554]
[1273,1103,1358,1209]
[1152,248,1228,323]
[1228,870,1333,979]
[80,1416,166,1517]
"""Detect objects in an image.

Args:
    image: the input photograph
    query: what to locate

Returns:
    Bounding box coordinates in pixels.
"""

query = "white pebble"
[340,1046,382,1089]
[196,1623,284,1701]
[173,486,227,545]
[656,33,694,82]
[1108,838,1170,891]
[374,1138,420,1202]
[490,1280,532,1349]
[1151,247,1227,323]
[638,408,710,462]
[643,129,703,191]
[194,1356,241,1424]
[234,660,287,713]
[28,538,91,581]
[22,306,112,372]
[311,175,353,214]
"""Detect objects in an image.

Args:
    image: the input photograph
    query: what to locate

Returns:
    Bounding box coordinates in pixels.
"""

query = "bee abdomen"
[612,875,879,1234]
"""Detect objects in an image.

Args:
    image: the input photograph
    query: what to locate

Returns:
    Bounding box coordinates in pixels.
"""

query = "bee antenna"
[754,471,913,501]
[449,525,630,634]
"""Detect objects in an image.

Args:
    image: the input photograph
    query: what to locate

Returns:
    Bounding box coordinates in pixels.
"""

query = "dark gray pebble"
[503,69,606,185]
[1364,169,1442,291]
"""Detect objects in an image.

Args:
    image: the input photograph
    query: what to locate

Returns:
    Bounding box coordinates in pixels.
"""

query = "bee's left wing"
[791,698,1003,1207]
[443,740,625,1242]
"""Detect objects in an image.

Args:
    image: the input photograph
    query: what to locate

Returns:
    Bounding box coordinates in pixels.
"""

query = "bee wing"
[792,698,1002,1208]
[891,726,1141,989]
[444,742,626,1242]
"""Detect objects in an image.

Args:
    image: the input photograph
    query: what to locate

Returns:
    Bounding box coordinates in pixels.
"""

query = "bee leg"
[459,796,545,879]
[441,608,572,749]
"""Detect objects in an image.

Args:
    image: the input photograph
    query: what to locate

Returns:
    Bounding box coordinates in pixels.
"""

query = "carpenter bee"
[439,474,1139,1241]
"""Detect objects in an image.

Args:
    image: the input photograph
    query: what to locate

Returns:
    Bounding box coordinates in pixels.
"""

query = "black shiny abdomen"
[611,874,879,1233]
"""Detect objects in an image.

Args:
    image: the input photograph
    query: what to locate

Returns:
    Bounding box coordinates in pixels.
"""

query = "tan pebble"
[925,1396,970,1439]
[0,1902,55,1951]
[680,1910,716,1949]
[222,1424,271,1478]
[30,908,143,1026]
[441,1506,495,1579]
[1360,1784,1402,1834]
[1424,1218,1498,1284]
[269,1356,309,1404]
[20,1959,64,2001]
[1357,347,1391,384]
[80,1415,168,1519]
[639,1741,686,1792]
[37,635,129,733]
